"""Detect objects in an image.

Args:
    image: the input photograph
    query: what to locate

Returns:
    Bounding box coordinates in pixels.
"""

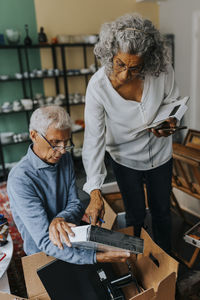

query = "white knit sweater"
[82,65,179,194]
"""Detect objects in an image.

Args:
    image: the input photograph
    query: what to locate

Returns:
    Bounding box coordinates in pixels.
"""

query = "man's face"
[30,126,71,164]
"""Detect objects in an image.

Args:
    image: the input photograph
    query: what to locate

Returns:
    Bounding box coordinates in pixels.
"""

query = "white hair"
[29,106,72,135]
[94,13,170,77]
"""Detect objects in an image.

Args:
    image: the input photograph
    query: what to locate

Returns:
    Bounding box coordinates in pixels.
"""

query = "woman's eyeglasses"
[114,60,143,73]
[38,133,74,152]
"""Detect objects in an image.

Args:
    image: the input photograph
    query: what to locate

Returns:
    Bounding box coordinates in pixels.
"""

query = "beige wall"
[34,0,159,147]
[34,0,159,36]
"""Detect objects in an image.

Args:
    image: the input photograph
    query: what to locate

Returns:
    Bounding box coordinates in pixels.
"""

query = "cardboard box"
[0,189,178,300]
[0,227,178,300]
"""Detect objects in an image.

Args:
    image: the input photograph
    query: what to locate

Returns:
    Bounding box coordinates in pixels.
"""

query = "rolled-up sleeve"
[82,82,107,194]
[7,176,96,265]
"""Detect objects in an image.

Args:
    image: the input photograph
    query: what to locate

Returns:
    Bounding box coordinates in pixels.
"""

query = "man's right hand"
[85,189,105,226]
[96,251,130,263]
[49,217,76,250]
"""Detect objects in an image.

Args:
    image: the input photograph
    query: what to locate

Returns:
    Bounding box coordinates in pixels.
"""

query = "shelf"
[70,102,85,106]
[0,102,85,116]
[0,108,33,116]
[0,72,95,83]
[72,128,84,134]
[1,139,31,146]
[0,129,84,146]
[0,37,96,179]
[0,43,96,49]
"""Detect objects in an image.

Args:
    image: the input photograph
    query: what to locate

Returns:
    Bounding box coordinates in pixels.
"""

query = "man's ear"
[30,130,37,143]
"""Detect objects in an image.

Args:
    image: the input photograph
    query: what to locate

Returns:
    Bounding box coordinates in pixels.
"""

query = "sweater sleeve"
[7,176,96,265]
[82,81,107,194]
[56,154,84,224]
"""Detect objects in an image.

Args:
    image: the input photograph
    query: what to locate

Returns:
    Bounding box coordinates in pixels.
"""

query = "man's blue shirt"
[7,145,96,264]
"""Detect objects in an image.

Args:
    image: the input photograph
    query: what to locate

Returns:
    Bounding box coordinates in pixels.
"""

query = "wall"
[34,0,159,147]
[34,0,159,35]
[0,0,43,163]
[159,0,200,129]
[159,0,200,216]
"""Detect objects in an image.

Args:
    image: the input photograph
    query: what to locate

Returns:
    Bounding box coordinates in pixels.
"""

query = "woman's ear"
[30,130,37,143]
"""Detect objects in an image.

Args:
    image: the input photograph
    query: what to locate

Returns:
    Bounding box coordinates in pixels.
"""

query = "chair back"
[172,129,200,199]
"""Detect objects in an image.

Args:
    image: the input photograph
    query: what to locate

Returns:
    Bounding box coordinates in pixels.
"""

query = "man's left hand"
[86,189,105,226]
[49,217,76,250]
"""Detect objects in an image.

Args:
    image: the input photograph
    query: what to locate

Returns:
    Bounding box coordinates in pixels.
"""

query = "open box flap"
[101,198,117,230]
[0,291,28,300]
[135,229,178,293]
[155,272,176,300]
[130,288,156,300]
[22,252,54,299]
[117,227,178,296]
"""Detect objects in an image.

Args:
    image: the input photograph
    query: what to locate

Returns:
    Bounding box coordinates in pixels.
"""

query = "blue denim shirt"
[7,145,96,264]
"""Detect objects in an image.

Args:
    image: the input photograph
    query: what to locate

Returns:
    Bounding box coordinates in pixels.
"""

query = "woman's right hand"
[96,250,130,263]
[85,189,105,226]
[149,117,177,138]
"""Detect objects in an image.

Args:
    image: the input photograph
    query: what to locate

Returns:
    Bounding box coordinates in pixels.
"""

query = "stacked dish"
[0,132,14,144]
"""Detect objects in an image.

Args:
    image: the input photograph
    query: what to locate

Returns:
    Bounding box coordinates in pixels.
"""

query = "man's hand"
[96,251,130,263]
[149,117,177,138]
[49,217,76,250]
[86,189,105,226]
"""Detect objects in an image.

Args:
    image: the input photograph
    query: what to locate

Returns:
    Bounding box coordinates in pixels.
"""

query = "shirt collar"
[27,144,58,170]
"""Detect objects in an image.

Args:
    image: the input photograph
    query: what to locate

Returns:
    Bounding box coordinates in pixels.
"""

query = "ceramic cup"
[21,99,33,110]
[5,29,20,44]
[13,100,23,112]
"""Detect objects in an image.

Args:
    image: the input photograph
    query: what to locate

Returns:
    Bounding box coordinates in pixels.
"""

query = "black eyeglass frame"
[38,133,74,152]
[114,60,144,73]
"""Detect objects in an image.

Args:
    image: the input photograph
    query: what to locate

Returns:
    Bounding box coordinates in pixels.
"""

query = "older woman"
[82,13,180,253]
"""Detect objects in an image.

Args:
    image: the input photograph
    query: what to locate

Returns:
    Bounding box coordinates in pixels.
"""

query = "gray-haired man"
[7,106,129,264]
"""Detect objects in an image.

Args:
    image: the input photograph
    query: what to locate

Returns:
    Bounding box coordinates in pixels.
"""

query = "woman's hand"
[96,250,131,263]
[49,217,76,249]
[149,117,177,138]
[85,189,105,226]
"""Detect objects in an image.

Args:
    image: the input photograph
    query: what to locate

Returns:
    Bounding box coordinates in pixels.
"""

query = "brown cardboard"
[101,198,117,230]
[0,200,178,300]
[22,252,54,300]
[115,227,178,300]
[0,292,27,300]
[21,229,177,300]
[103,192,125,213]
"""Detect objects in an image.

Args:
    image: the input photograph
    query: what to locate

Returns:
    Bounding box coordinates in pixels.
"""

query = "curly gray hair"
[94,13,170,77]
[29,105,72,135]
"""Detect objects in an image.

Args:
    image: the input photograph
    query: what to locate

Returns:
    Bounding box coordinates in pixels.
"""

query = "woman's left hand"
[149,117,177,138]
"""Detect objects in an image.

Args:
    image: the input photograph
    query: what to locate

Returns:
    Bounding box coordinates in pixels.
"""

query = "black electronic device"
[37,259,125,300]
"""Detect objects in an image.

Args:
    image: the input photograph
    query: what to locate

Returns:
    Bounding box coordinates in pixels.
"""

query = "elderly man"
[7,106,129,264]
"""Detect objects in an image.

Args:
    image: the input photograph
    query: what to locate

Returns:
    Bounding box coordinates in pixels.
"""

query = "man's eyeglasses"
[38,133,74,152]
[114,60,143,73]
